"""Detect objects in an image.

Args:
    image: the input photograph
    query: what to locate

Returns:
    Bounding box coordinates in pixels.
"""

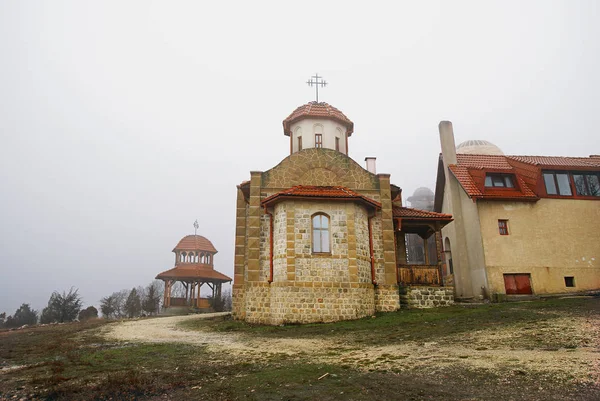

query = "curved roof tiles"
[173,235,217,253]
[283,102,354,136]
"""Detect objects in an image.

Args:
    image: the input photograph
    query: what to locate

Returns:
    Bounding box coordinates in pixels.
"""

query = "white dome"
[456,140,504,155]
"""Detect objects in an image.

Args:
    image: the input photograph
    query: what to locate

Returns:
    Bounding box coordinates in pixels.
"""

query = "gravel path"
[103,310,600,385]
[103,312,328,356]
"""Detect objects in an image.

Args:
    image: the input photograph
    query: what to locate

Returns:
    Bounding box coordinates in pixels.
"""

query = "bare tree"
[170,281,186,298]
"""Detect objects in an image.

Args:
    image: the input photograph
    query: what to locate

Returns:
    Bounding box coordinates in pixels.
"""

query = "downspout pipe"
[368,212,377,285]
[264,206,274,283]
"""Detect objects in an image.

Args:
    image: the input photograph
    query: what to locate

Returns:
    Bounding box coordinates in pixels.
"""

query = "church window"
[314,124,323,148]
[298,136,302,151]
[315,134,323,148]
[335,137,340,151]
[312,213,330,253]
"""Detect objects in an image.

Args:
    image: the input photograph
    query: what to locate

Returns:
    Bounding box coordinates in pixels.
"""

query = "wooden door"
[504,274,532,295]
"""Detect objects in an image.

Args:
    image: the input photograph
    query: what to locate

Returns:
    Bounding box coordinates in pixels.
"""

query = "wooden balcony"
[398,265,442,286]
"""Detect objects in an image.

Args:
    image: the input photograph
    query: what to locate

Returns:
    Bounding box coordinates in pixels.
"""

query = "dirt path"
[103,311,600,386]
[103,313,329,356]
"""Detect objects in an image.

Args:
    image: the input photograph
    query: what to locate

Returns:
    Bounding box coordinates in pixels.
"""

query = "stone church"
[232,101,453,325]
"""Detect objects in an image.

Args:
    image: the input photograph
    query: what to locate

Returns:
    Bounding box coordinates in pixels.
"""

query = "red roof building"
[435,121,600,300]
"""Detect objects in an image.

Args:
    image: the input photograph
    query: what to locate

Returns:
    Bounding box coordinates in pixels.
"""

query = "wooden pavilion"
[156,235,232,309]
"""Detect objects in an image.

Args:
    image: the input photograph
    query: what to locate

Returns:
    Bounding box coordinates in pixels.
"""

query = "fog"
[1,1,598,314]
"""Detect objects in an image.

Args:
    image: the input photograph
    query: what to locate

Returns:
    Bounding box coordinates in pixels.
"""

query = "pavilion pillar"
[163,280,168,308]
[165,280,171,308]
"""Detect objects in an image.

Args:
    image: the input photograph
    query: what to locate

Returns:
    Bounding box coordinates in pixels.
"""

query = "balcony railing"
[398,264,442,286]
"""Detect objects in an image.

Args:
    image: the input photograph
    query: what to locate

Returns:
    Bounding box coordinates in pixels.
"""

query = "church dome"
[456,140,504,155]
[283,102,354,136]
[411,187,434,198]
[172,235,217,253]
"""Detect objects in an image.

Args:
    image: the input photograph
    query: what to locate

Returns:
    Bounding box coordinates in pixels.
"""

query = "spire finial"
[306,73,327,102]
[193,220,199,236]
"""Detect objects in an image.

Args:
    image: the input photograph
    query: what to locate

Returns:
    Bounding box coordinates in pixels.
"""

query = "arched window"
[312,213,330,253]
[295,127,303,152]
[336,127,343,152]
[314,124,323,148]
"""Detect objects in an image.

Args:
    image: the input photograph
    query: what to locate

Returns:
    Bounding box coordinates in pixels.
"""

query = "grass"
[0,297,599,400]
[179,296,598,349]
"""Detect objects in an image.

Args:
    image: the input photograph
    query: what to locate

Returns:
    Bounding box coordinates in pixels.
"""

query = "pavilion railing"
[398,264,442,286]
[169,297,211,308]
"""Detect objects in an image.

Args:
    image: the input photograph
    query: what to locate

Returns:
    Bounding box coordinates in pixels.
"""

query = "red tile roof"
[508,155,600,168]
[283,102,354,136]
[392,206,452,220]
[449,165,483,196]
[444,153,600,201]
[262,185,381,209]
[448,164,539,201]
[156,264,232,282]
[173,235,217,253]
[456,154,512,170]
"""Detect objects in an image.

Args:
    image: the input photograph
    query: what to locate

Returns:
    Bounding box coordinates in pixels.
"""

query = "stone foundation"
[400,286,454,308]
[240,281,378,325]
[375,284,400,312]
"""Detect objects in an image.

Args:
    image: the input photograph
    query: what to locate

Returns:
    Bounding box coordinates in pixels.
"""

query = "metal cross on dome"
[306,73,327,102]
[193,220,199,236]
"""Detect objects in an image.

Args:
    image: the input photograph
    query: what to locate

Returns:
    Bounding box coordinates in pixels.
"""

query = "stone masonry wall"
[400,286,455,308]
[354,204,371,284]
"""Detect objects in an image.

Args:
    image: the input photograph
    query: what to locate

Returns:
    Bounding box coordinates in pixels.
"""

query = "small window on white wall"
[314,124,324,148]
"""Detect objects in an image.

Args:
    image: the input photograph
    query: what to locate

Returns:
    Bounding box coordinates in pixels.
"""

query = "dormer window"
[543,172,572,196]
[573,173,600,196]
[485,174,515,188]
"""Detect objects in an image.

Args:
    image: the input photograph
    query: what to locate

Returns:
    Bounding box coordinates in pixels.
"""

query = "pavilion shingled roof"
[172,235,218,253]
[155,263,232,282]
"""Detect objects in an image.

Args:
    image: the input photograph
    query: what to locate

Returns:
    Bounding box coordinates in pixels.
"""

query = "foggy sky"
[1,1,598,314]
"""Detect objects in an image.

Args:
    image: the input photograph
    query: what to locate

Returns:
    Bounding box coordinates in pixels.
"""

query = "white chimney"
[365,157,376,174]
[439,121,457,165]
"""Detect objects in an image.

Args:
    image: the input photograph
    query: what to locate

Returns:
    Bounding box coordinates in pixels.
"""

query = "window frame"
[484,173,515,188]
[542,171,573,196]
[315,134,323,148]
[498,219,509,235]
[572,172,600,197]
[297,136,302,151]
[311,213,331,254]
